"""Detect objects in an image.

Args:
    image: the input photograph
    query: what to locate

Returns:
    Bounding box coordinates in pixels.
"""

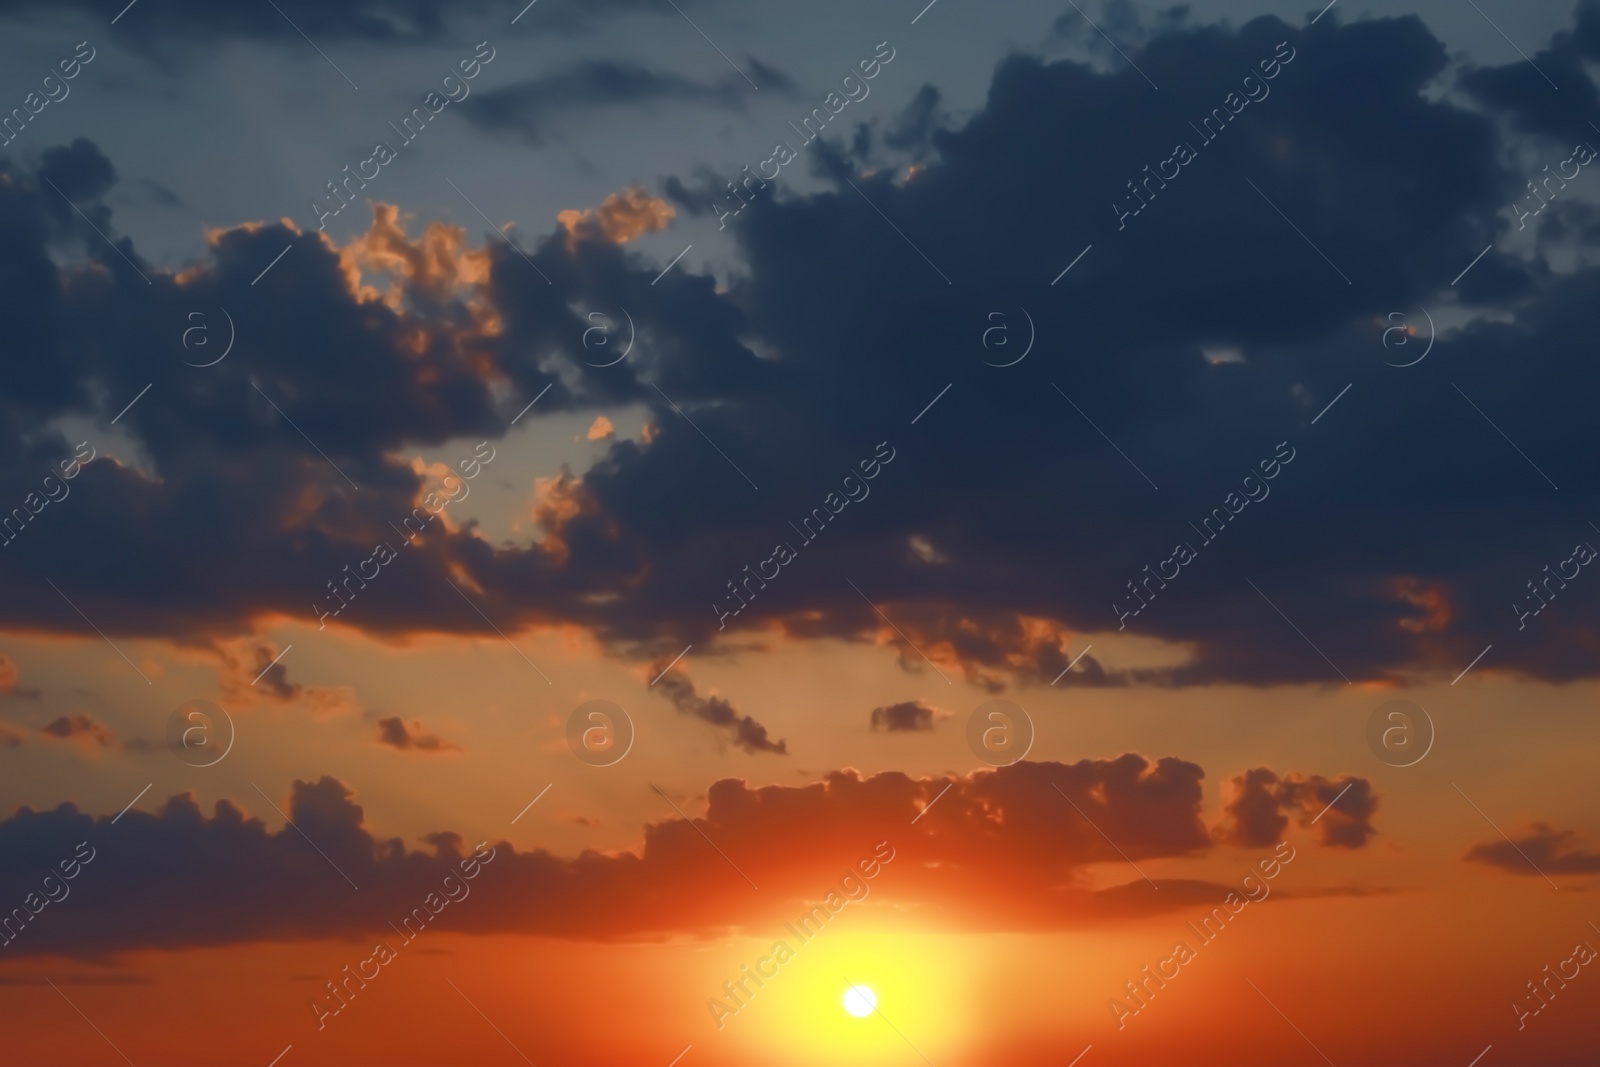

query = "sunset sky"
[2,0,1600,1064]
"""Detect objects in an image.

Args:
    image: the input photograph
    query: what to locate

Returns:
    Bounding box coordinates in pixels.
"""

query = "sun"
[842,984,877,1018]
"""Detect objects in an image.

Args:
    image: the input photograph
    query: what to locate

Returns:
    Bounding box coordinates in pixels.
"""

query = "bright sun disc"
[842,985,877,1018]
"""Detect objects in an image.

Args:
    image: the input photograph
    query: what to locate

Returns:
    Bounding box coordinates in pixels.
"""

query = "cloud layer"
[0,9,1597,691]
[0,757,1372,956]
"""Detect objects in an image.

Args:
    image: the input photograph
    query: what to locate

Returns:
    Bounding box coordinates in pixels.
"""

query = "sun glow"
[714,929,975,1066]
[842,985,876,1018]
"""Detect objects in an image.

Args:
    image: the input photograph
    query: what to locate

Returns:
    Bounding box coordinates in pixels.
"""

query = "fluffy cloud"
[558,188,677,247]
[1216,768,1378,849]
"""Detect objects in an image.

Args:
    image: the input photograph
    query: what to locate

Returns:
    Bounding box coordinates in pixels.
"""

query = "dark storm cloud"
[460,60,794,145]
[573,7,1592,686]
[0,757,1356,957]
[1458,0,1600,140]
[1579,0,1600,57]
[37,138,115,202]
[0,8,1599,688]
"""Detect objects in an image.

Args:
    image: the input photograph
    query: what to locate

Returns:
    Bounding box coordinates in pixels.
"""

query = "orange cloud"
[527,473,606,566]
[339,203,491,306]
[557,187,675,246]
[1392,576,1451,633]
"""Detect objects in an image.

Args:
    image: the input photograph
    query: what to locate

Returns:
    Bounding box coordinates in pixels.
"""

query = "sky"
[2,0,1600,1063]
